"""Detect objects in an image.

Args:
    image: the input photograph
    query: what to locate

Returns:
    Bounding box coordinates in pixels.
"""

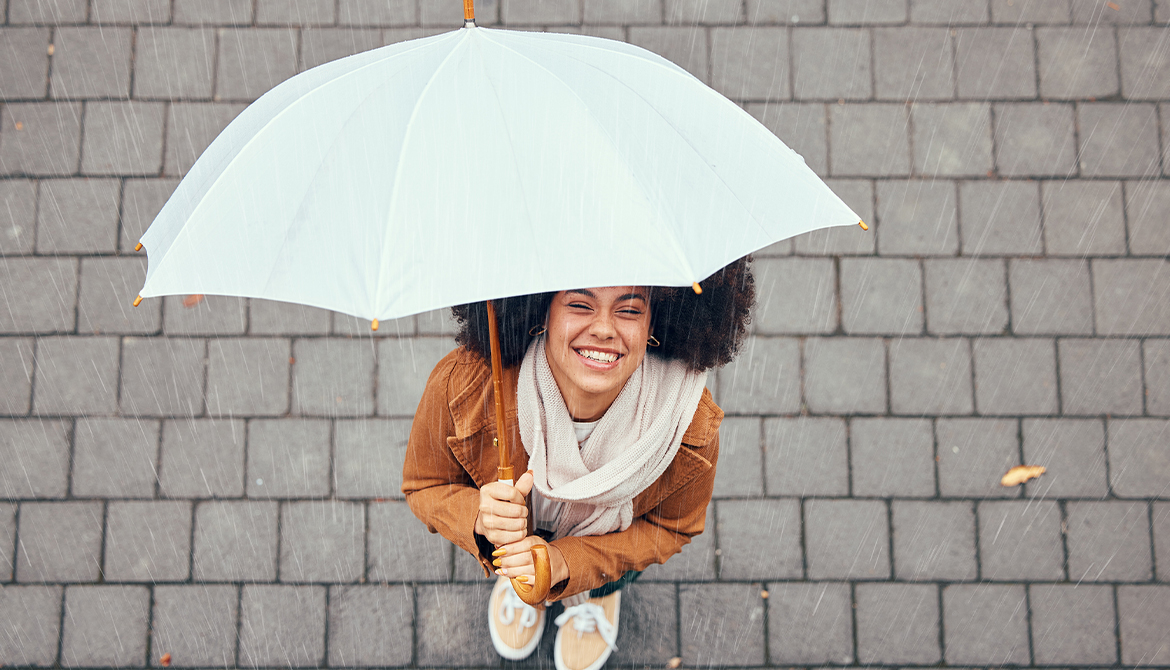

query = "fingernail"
[516,575,529,584]
[492,548,507,557]
[500,568,508,576]
[492,558,502,567]
[495,569,503,576]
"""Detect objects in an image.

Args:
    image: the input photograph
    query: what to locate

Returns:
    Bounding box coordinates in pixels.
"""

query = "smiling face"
[543,286,652,422]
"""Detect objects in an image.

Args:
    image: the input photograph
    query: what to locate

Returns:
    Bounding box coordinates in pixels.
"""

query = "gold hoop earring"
[647,335,661,347]
[528,324,547,337]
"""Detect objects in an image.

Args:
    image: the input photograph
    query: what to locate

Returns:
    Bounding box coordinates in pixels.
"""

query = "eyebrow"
[565,289,648,303]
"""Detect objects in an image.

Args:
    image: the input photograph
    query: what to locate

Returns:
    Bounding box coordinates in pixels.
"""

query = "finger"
[485,528,527,546]
[514,470,535,497]
[482,481,526,505]
[484,499,527,519]
[480,514,527,533]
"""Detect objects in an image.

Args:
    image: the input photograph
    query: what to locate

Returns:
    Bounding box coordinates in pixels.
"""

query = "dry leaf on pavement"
[1000,465,1046,487]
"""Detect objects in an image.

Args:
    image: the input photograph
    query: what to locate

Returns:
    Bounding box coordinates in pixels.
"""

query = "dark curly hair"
[451,256,755,372]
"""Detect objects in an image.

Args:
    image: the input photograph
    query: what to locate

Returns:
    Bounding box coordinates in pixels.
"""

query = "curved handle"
[510,544,552,605]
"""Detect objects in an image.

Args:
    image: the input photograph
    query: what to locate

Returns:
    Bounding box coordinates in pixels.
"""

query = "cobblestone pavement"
[2,0,1170,667]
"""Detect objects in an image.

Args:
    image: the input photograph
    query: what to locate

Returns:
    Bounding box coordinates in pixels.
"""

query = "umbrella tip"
[858,220,869,231]
[133,295,143,307]
[135,242,143,251]
[692,282,702,295]
[371,319,379,331]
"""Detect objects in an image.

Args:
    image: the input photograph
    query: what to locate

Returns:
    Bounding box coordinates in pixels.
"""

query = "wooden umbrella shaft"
[485,300,513,482]
[464,0,474,21]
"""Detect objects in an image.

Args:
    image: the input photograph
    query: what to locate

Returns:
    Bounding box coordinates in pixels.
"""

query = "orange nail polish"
[492,558,502,567]
[492,548,507,557]
[516,575,529,584]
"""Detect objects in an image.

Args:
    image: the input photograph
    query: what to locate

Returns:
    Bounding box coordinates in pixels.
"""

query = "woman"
[403,258,754,670]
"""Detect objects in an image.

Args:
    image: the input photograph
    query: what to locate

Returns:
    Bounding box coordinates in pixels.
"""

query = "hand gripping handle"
[511,545,552,605]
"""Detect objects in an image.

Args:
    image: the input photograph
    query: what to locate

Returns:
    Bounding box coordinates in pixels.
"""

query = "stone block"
[1109,419,1170,497]
[32,336,120,416]
[767,582,853,664]
[973,337,1058,414]
[1021,418,1109,497]
[1148,339,1170,416]
[378,337,455,416]
[159,419,245,498]
[875,27,955,100]
[955,27,1037,98]
[936,417,1020,497]
[120,178,177,252]
[710,27,788,100]
[991,0,1071,22]
[173,0,253,22]
[805,498,890,579]
[978,499,1064,580]
[791,28,871,99]
[889,337,973,415]
[1094,259,1170,335]
[1008,259,1093,335]
[712,416,763,496]
[751,257,837,334]
[0,586,60,666]
[0,338,33,415]
[247,419,331,498]
[959,180,1044,254]
[164,104,246,176]
[1041,179,1127,255]
[1030,583,1118,665]
[163,295,247,336]
[828,0,907,23]
[292,338,375,417]
[910,0,987,23]
[1127,180,1170,255]
[250,299,331,335]
[583,0,660,23]
[0,103,83,176]
[747,0,825,23]
[892,500,977,580]
[216,28,299,101]
[792,178,877,253]
[206,338,290,416]
[856,582,940,664]
[8,0,87,23]
[238,585,326,668]
[133,28,215,99]
[1160,0,1170,22]
[1072,0,1153,23]
[1068,500,1153,583]
[1037,26,1119,98]
[640,505,715,580]
[416,583,497,666]
[628,26,708,81]
[943,583,1029,665]
[1157,502,1169,580]
[60,586,149,668]
[0,180,36,253]
[1059,338,1144,415]
[803,337,887,413]
[193,501,279,581]
[49,27,131,99]
[103,501,191,582]
[746,102,828,174]
[763,417,848,495]
[0,28,50,99]
[1118,585,1170,665]
[840,258,923,335]
[1121,26,1170,99]
[875,179,958,255]
[680,583,765,666]
[1078,103,1161,177]
[300,28,383,69]
[34,178,120,253]
[368,500,452,581]
[334,418,412,499]
[605,583,677,665]
[72,418,160,498]
[503,0,581,23]
[78,258,160,335]
[828,104,911,176]
[715,499,802,579]
[328,585,414,667]
[257,0,335,24]
[992,103,1077,176]
[15,501,102,582]
[911,103,993,176]
[665,0,741,23]
[717,337,801,414]
[0,420,70,499]
[151,585,239,668]
[419,0,498,25]
[331,311,407,337]
[280,500,365,582]
[851,417,936,495]
[1,504,13,581]
[90,0,169,21]
[119,337,205,416]
[416,308,457,336]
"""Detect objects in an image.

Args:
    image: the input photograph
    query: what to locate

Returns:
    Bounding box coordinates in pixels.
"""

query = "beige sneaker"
[488,576,545,660]
[553,592,620,670]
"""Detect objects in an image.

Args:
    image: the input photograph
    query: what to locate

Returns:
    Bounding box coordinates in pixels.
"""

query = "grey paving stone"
[1008,259,1093,335]
[7,0,87,23]
[1067,500,1152,582]
[943,583,1030,665]
[334,419,412,499]
[1078,102,1161,177]
[1118,584,1170,665]
[978,499,1065,580]
[746,102,828,175]
[134,28,215,99]
[790,28,871,100]
[327,585,413,667]
[1072,0,1153,23]
[416,308,456,336]
[48,27,131,99]
[1093,259,1170,336]
[1127,180,1170,255]
[34,178,120,253]
[712,416,763,497]
[206,338,290,416]
[215,28,299,101]
[159,419,245,498]
[0,103,83,176]
[280,500,364,582]
[1060,338,1144,415]
[331,311,406,337]
[936,417,1021,497]
[1037,26,1119,98]
[767,582,853,664]
[792,178,877,254]
[249,300,331,335]
[1021,418,1109,497]
[119,337,206,417]
[0,180,36,254]
[1159,0,1170,22]
[1109,419,1170,498]
[856,582,940,664]
[627,27,708,81]
[828,0,906,23]
[0,338,34,415]
[959,180,1045,254]
[0,420,70,499]
[1,504,14,581]
[416,583,496,666]
[751,258,837,335]
[1148,340,1170,416]
[875,179,960,255]
[665,0,740,23]
[715,499,802,579]
[641,504,715,580]
[15,501,103,582]
[874,27,955,100]
[72,418,159,498]
[337,0,412,25]
[89,0,169,22]
[151,585,239,668]
[120,178,178,252]
[0,585,60,666]
[503,0,580,23]
[257,0,334,24]
[990,0,1071,23]
[851,417,936,495]
[193,500,278,581]
[77,258,160,336]
[840,258,923,335]
[1040,179,1127,256]
[605,583,677,665]
[163,295,247,336]
[710,27,788,101]
[420,0,498,26]
[1120,26,1170,99]
[717,337,801,414]
[994,103,1079,177]
[889,337,973,415]
[368,500,451,582]
[680,583,765,666]
[292,338,375,417]
[103,500,190,582]
[173,0,254,22]
[0,28,50,99]
[164,103,246,176]
[763,417,849,495]
[238,585,326,668]
[1030,583,1118,665]
[1156,502,1169,580]
[378,337,455,416]
[911,0,987,23]
[892,500,978,580]
[60,585,149,668]
[582,0,659,23]
[973,337,1058,414]
[804,337,887,413]
[955,27,1037,98]
[246,419,331,498]
[747,0,825,23]
[32,336,119,416]
[299,28,382,70]
[0,258,78,335]
[911,103,994,176]
[805,499,890,579]
[828,104,912,176]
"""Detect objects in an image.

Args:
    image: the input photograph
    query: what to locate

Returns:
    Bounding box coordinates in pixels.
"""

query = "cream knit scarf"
[517,336,708,540]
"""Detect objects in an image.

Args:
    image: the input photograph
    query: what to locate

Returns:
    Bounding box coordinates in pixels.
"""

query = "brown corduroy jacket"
[402,346,723,601]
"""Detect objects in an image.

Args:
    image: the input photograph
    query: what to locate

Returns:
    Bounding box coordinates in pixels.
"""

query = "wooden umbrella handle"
[511,545,552,605]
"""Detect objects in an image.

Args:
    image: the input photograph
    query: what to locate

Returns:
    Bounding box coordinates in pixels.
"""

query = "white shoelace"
[554,602,618,650]
[498,584,540,629]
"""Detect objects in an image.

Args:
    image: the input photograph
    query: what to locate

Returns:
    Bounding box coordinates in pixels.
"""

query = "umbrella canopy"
[137,25,861,322]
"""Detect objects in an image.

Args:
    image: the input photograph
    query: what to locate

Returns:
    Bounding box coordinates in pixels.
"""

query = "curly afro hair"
[450,256,755,372]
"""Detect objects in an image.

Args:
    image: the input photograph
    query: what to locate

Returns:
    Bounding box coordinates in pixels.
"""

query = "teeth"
[578,349,619,363]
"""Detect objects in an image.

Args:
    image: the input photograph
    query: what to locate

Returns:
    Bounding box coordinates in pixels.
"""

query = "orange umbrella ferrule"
[859,220,869,231]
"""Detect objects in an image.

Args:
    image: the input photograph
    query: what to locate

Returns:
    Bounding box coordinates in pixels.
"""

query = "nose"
[588,310,617,340]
